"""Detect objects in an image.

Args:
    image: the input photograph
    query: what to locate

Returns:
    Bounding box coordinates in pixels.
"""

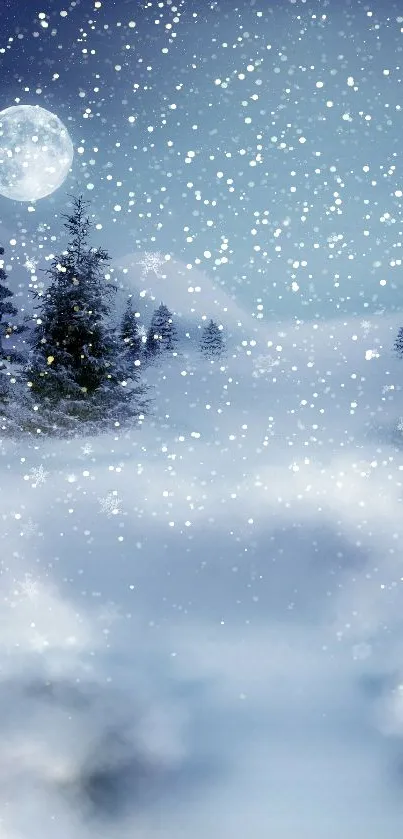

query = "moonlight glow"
[0,104,74,202]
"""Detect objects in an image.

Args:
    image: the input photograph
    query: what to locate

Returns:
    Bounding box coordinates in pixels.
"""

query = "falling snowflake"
[326,232,344,246]
[24,256,38,273]
[352,460,372,478]
[396,417,403,432]
[252,354,279,378]
[138,251,167,278]
[361,320,371,334]
[15,573,40,600]
[98,491,122,517]
[80,442,93,457]
[365,349,380,361]
[29,464,48,487]
[20,517,39,539]
[37,222,49,234]
[380,211,395,226]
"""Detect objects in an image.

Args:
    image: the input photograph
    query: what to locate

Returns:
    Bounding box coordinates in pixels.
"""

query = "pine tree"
[200,319,225,359]
[395,327,403,358]
[26,195,149,434]
[120,298,143,368]
[0,247,27,434]
[0,361,9,405]
[144,302,177,360]
[0,246,18,357]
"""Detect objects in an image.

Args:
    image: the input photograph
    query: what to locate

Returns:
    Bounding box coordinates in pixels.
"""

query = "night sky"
[1,0,403,321]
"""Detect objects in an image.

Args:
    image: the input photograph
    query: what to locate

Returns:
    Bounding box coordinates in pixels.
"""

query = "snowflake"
[252,354,279,378]
[80,442,93,457]
[327,232,343,245]
[361,320,371,333]
[30,464,48,487]
[15,573,40,600]
[98,491,122,517]
[396,417,403,432]
[24,256,38,273]
[138,251,166,278]
[365,349,380,361]
[20,517,39,538]
[380,212,395,226]
[352,460,372,477]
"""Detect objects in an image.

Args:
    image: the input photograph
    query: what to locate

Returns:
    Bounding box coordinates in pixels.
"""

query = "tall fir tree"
[0,351,11,416]
[0,246,18,357]
[199,319,225,359]
[394,327,403,358]
[120,298,143,368]
[26,195,148,434]
[0,247,26,433]
[144,302,177,360]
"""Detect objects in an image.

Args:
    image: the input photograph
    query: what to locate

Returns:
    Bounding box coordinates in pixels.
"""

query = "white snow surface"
[2,308,403,837]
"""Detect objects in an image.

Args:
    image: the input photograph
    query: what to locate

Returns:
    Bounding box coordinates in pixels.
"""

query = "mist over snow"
[1,305,403,838]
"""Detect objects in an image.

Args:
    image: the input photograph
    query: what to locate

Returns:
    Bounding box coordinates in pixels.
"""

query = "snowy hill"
[2,305,403,838]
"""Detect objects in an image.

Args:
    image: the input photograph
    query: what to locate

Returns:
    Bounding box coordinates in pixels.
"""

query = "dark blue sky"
[1,0,403,321]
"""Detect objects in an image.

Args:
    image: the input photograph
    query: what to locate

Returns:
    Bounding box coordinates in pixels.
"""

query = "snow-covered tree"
[394,327,403,358]
[200,319,225,359]
[26,195,149,435]
[0,247,28,434]
[144,302,177,360]
[0,246,18,357]
[0,361,9,405]
[0,361,30,435]
[120,298,143,368]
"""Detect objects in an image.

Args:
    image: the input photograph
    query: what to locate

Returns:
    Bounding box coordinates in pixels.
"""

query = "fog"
[1,305,403,837]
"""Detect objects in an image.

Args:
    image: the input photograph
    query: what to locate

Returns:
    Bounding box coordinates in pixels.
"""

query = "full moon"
[0,104,74,202]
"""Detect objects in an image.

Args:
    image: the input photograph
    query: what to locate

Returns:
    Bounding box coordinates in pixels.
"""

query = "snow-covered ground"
[2,306,403,838]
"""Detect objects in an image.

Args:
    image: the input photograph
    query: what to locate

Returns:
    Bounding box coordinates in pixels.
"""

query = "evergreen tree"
[120,298,143,367]
[0,351,31,435]
[0,361,9,405]
[200,319,225,359]
[0,248,27,434]
[144,302,177,360]
[0,247,18,357]
[26,195,149,434]
[395,327,403,358]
